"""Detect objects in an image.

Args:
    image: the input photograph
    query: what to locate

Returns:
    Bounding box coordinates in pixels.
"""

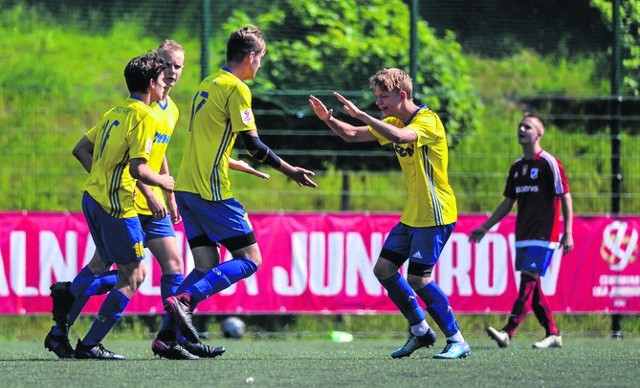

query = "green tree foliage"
[591,0,640,95]
[216,0,482,142]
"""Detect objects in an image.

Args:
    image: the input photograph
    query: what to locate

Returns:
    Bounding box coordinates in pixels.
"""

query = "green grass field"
[2,336,639,387]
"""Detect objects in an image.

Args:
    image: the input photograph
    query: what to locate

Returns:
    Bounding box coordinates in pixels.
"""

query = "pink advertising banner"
[0,212,639,315]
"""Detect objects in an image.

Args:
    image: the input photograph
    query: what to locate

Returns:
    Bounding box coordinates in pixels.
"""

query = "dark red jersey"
[504,150,570,245]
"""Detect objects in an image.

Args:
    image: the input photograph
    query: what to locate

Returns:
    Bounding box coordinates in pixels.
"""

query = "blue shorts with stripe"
[81,192,145,266]
[515,245,555,276]
[139,214,175,242]
[382,222,455,266]
[175,191,254,244]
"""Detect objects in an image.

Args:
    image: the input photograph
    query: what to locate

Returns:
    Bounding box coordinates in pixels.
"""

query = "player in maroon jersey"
[469,112,574,349]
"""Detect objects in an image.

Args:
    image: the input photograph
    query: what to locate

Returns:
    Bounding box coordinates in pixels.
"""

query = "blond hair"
[369,68,413,99]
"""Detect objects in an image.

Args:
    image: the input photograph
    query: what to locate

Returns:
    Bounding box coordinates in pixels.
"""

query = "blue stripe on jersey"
[423,147,444,225]
[209,120,234,201]
[108,153,129,217]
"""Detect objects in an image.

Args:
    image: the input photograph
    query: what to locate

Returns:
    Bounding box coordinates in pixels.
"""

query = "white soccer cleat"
[532,334,563,349]
[485,326,510,348]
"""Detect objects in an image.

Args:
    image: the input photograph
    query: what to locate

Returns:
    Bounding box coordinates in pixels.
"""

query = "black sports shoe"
[74,340,125,360]
[164,294,200,343]
[391,328,437,359]
[151,338,199,360]
[44,327,75,359]
[50,282,74,326]
[183,341,226,358]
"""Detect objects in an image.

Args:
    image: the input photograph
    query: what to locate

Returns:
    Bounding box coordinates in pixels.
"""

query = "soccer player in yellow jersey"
[163,25,317,343]
[309,68,470,359]
[69,53,174,359]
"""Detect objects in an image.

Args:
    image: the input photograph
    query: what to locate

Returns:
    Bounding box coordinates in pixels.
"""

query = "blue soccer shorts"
[515,245,555,276]
[175,191,254,245]
[139,214,176,242]
[81,192,145,265]
[382,222,455,267]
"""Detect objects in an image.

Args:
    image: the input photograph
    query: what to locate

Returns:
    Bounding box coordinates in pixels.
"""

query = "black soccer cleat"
[74,340,125,360]
[183,341,226,358]
[164,294,200,343]
[151,338,199,360]
[50,281,74,326]
[44,327,75,359]
[391,328,437,359]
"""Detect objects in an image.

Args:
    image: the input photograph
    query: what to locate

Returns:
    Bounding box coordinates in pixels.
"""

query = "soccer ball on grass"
[221,316,246,339]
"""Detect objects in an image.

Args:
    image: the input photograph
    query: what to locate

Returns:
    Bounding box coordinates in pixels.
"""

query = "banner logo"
[600,220,639,271]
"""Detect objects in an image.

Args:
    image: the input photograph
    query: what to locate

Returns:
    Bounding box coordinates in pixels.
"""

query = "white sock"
[410,320,430,337]
[447,331,465,343]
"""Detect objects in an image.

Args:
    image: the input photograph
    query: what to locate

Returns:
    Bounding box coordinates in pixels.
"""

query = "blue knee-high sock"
[81,289,129,346]
[86,270,119,295]
[66,269,119,329]
[379,272,425,326]
[158,273,185,335]
[416,281,460,337]
[176,269,206,295]
[52,266,118,335]
[161,273,184,300]
[187,258,258,305]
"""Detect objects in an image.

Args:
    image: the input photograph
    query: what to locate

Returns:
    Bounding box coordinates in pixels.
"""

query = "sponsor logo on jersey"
[394,143,414,157]
[530,168,539,179]
[154,132,171,144]
[241,109,253,124]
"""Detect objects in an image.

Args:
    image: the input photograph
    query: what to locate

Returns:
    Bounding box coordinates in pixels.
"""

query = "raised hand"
[333,92,363,119]
[309,95,333,122]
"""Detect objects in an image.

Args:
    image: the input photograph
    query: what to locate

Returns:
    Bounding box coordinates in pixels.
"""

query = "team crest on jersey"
[241,109,253,124]
[530,168,539,179]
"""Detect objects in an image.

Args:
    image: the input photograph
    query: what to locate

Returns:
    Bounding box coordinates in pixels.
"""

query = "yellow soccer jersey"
[369,107,457,227]
[133,96,179,215]
[84,97,155,218]
[176,69,257,201]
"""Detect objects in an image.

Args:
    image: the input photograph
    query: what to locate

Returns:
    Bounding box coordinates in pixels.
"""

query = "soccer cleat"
[391,328,437,359]
[50,281,74,326]
[611,330,624,340]
[151,338,199,360]
[183,341,226,358]
[485,326,510,348]
[532,334,562,349]
[74,340,126,360]
[433,340,471,359]
[164,294,200,343]
[44,327,75,359]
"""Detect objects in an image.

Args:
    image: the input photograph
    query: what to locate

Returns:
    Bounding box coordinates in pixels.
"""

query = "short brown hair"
[227,25,266,63]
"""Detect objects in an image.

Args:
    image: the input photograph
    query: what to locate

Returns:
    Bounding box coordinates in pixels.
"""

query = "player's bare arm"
[560,192,574,253]
[158,156,181,223]
[240,130,317,188]
[130,158,175,191]
[308,95,374,143]
[72,136,95,173]
[229,157,270,180]
[333,92,417,144]
[136,180,167,220]
[469,197,516,243]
